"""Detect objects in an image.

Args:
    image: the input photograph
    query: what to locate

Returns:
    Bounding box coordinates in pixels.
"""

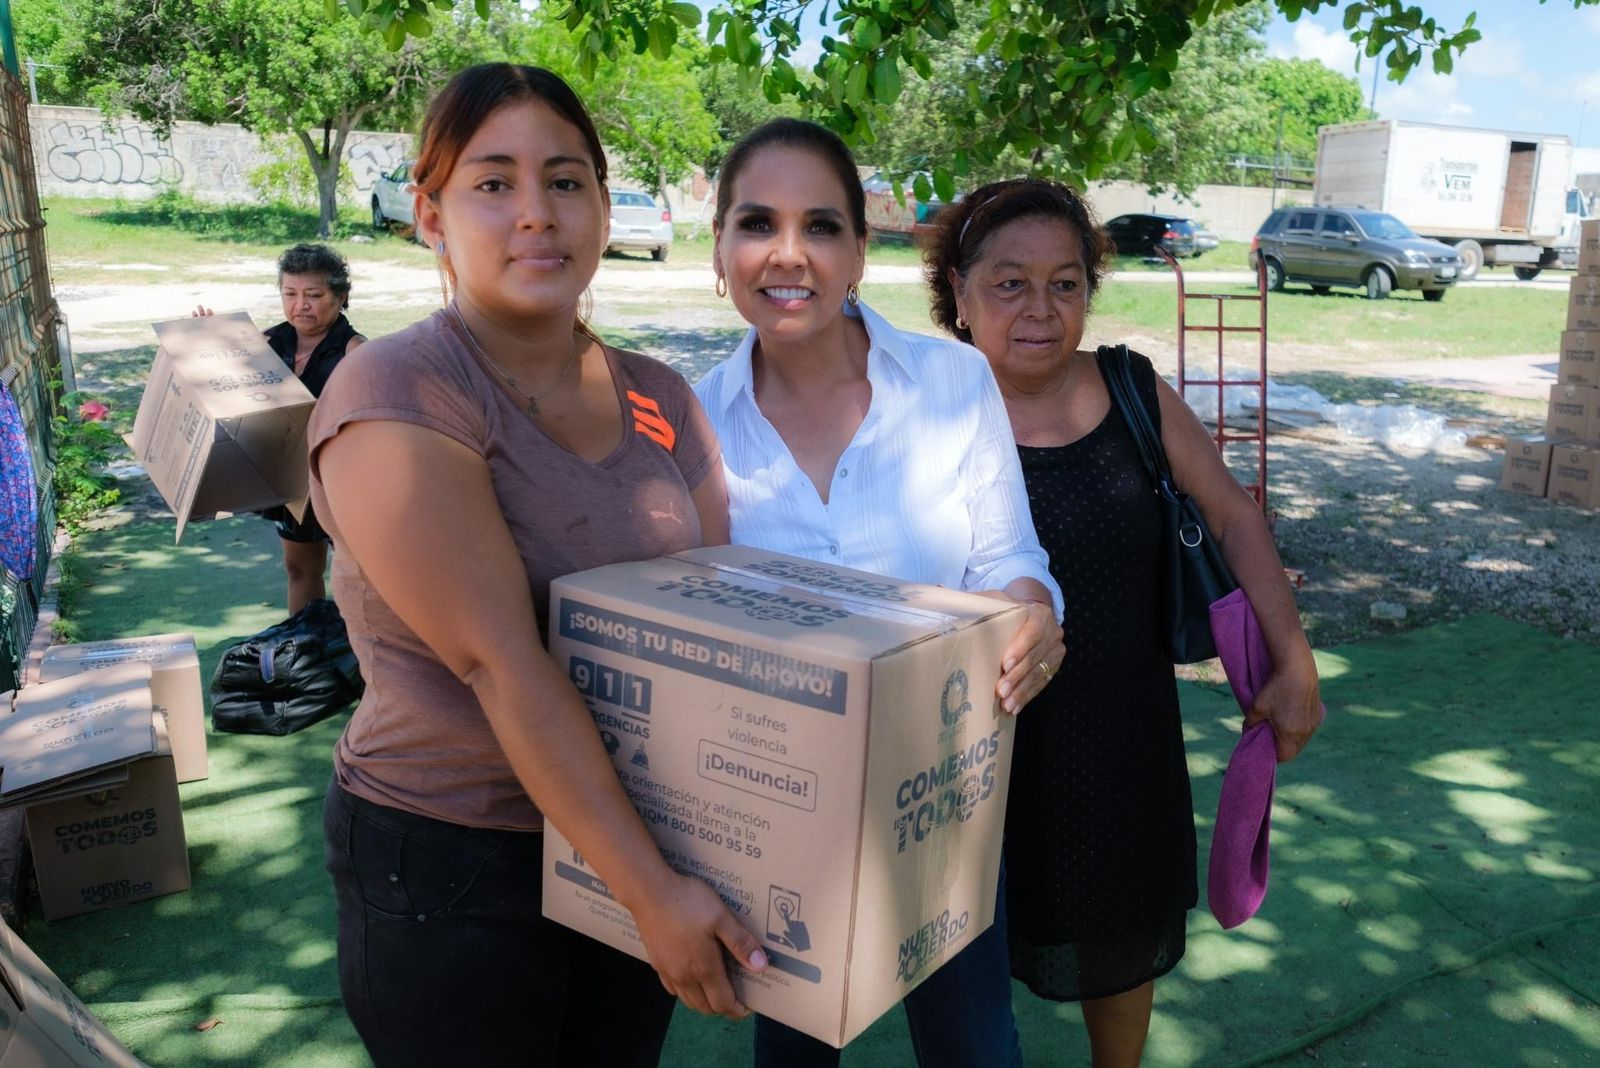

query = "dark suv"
[1104,213,1200,258]
[1250,207,1460,301]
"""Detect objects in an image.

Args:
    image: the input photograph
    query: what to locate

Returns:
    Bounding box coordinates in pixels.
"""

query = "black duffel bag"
[210,598,364,735]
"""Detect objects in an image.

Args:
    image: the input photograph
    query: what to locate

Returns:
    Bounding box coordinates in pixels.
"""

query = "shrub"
[52,391,122,534]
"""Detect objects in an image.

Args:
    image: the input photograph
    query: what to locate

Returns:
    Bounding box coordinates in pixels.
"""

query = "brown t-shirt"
[307,308,719,831]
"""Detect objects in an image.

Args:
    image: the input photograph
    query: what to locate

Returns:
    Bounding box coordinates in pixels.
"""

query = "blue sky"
[1265,1,1600,148]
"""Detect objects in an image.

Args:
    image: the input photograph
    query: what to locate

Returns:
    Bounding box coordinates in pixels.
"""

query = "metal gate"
[0,54,63,691]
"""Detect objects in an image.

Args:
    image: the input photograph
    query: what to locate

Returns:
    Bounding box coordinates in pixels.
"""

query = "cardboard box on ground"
[0,919,145,1066]
[37,635,208,784]
[1545,382,1600,442]
[1547,444,1600,509]
[1569,275,1600,333]
[124,313,315,542]
[541,546,1021,1049]
[1501,437,1554,497]
[0,666,189,922]
[1576,219,1600,277]
[1559,331,1599,386]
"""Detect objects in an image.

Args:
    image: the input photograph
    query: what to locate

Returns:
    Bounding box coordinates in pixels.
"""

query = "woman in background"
[195,242,363,613]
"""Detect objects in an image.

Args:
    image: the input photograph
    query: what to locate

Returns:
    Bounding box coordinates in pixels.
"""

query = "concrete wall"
[1083,180,1311,242]
[29,105,1308,240]
[29,105,413,203]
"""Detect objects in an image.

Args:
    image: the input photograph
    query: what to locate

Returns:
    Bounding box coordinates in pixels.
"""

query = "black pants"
[323,781,676,1067]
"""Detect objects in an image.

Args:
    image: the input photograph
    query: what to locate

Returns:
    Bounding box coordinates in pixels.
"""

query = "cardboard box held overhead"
[0,919,145,1066]
[0,666,190,921]
[542,547,1022,1048]
[126,313,315,541]
[38,635,208,783]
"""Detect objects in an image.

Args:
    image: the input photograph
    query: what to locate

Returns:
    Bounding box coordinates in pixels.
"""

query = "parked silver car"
[607,189,673,261]
[371,160,416,234]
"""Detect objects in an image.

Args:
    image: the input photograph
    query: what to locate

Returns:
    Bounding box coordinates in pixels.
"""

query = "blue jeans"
[754,863,1022,1068]
[323,781,675,1067]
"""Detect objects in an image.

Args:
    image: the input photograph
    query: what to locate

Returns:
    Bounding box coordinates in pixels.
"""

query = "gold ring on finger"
[1037,659,1053,681]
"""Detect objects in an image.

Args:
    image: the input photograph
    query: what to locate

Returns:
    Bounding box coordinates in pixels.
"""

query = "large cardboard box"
[1569,275,1600,333]
[1546,382,1600,442]
[542,547,1021,1048]
[24,757,188,922]
[1501,437,1554,497]
[1546,444,1599,508]
[0,667,190,921]
[126,313,315,541]
[0,920,145,1065]
[1560,330,1600,386]
[1577,218,1600,277]
[38,635,207,783]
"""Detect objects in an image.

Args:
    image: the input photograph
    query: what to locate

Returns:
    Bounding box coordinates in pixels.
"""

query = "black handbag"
[1099,345,1238,663]
[210,598,365,735]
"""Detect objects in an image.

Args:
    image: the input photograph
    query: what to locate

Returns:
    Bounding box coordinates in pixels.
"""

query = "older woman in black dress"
[923,179,1322,1067]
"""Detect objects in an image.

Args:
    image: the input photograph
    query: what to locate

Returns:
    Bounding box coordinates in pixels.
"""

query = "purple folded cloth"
[1207,588,1324,930]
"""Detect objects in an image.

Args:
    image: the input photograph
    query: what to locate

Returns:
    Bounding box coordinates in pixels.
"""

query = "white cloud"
[1577,70,1600,101]
[1379,70,1474,123]
[789,38,824,69]
[1457,37,1522,81]
[1272,22,1360,72]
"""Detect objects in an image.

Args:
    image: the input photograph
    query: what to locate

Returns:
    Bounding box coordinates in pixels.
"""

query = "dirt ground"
[60,255,1599,652]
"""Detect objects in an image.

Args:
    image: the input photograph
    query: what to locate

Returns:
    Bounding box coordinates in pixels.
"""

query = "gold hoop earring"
[955,315,968,331]
[846,282,861,306]
[715,275,728,299]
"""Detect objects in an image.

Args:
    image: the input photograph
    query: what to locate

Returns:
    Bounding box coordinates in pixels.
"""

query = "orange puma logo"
[627,390,676,450]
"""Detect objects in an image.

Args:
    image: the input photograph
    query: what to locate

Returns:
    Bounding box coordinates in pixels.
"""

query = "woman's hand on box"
[632,872,768,1019]
[973,586,1064,715]
[996,599,1064,715]
[190,305,214,317]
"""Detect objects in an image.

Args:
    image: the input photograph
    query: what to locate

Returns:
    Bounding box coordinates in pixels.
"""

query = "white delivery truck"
[1314,119,1587,280]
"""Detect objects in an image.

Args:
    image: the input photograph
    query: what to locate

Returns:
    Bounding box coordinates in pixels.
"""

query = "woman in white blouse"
[694,118,1064,1068]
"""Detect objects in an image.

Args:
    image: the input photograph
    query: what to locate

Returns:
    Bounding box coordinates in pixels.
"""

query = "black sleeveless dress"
[1003,349,1198,1002]
[258,315,360,542]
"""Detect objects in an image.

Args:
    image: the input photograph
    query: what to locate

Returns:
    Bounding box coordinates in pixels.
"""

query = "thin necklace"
[451,304,581,417]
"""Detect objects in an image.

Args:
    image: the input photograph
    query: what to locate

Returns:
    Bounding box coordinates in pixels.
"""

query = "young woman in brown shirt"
[309,64,766,1066]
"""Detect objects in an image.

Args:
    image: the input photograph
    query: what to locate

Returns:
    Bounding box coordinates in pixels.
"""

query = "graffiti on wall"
[182,132,268,196]
[44,121,183,186]
[346,140,407,194]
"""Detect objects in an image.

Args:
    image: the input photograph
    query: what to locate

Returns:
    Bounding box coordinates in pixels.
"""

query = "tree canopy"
[337,0,1587,198]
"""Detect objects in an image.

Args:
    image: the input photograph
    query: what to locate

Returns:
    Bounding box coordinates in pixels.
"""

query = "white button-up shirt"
[694,300,1064,619]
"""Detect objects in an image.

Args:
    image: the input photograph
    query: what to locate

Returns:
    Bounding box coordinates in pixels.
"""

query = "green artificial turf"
[21,515,1600,1066]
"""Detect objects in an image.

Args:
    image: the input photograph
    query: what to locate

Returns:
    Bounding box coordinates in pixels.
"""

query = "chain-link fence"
[0,61,62,692]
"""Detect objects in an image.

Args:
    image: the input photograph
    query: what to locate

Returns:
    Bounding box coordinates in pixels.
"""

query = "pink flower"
[78,400,110,422]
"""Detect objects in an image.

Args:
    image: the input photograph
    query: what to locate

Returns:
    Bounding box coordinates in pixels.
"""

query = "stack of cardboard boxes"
[0,635,205,921]
[1502,220,1600,508]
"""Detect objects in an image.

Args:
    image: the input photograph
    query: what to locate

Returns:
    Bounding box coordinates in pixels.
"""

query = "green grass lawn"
[42,193,433,286]
[45,195,1570,367]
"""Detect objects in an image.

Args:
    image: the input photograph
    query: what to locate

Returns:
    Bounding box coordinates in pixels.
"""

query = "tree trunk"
[294,109,366,239]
